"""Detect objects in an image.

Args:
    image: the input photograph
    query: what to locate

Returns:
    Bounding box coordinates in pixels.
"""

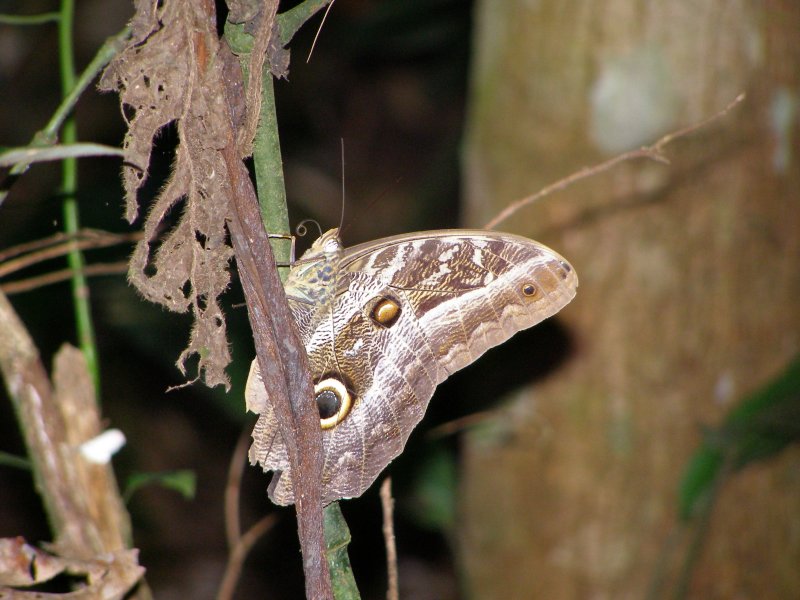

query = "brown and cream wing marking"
[246,230,578,506]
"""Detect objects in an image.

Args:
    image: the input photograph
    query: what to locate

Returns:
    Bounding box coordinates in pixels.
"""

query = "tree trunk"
[459,1,800,598]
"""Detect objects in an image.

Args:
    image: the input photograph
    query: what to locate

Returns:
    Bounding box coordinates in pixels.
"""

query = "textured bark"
[460,2,800,598]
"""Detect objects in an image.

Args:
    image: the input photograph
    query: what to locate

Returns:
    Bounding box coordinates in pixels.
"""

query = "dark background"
[0,1,499,598]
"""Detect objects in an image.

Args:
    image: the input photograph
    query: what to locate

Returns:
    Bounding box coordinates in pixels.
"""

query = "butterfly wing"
[247,230,578,505]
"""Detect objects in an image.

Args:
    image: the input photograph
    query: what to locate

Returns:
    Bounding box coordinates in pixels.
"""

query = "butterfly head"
[302,228,343,260]
[287,228,344,303]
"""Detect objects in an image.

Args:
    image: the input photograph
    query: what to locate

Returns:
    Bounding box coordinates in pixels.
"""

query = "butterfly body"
[246,229,578,505]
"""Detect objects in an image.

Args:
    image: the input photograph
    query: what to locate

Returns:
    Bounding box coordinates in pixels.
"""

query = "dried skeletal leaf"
[0,537,143,598]
[99,2,193,222]
[101,1,236,388]
[268,20,290,79]
[128,0,159,45]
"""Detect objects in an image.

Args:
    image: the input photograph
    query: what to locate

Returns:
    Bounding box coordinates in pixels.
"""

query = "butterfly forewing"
[247,230,578,505]
[343,232,577,377]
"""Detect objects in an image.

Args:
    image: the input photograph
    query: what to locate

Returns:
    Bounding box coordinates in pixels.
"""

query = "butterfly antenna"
[295,218,323,239]
[339,137,346,232]
[307,0,337,64]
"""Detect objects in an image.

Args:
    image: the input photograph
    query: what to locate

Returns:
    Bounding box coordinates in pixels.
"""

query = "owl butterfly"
[245,228,578,506]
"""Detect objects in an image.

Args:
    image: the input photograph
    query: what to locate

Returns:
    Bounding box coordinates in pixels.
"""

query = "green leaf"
[324,502,361,599]
[123,469,197,503]
[678,355,800,520]
[0,451,31,470]
[678,445,724,520]
[0,143,124,167]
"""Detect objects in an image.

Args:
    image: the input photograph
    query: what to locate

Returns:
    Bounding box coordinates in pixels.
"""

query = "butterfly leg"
[267,233,296,266]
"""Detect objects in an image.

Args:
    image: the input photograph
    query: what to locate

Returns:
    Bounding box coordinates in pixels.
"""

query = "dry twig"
[485,93,745,230]
[380,478,399,600]
[0,230,140,278]
[217,514,278,600]
[1,261,128,295]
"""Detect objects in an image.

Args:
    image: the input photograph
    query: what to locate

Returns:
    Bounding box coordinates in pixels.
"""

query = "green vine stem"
[253,72,293,279]
[277,0,332,46]
[0,12,60,25]
[57,0,99,395]
[224,18,296,279]
[225,2,361,596]
[0,25,131,207]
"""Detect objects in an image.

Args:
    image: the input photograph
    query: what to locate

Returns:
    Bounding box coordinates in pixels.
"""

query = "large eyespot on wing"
[368,295,402,328]
[316,377,354,429]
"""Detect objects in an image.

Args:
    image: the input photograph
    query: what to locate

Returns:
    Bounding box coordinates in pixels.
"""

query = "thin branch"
[238,4,279,155]
[219,37,330,595]
[0,261,128,295]
[224,427,253,549]
[306,0,336,63]
[0,142,124,166]
[0,450,31,470]
[217,514,278,600]
[0,232,82,263]
[0,230,140,279]
[0,12,61,25]
[43,26,132,147]
[251,72,293,278]
[380,478,399,600]
[0,230,140,294]
[484,93,746,230]
[58,0,98,392]
[0,228,136,262]
[426,410,495,439]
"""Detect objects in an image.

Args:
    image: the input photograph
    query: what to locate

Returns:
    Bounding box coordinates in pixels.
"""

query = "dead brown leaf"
[100,2,237,388]
[0,537,144,599]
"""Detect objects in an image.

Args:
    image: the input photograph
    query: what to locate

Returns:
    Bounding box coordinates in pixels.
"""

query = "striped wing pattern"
[247,230,578,505]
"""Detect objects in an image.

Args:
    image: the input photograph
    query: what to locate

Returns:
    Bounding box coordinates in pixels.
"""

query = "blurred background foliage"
[1,1,473,598]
